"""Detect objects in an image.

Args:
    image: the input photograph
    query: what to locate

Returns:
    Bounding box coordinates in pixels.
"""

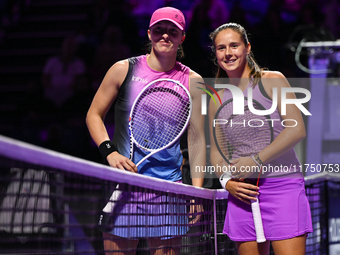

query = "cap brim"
[149,18,184,31]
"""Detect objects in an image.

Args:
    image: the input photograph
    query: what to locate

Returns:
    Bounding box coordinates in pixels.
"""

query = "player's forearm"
[86,112,110,147]
[188,130,206,187]
[190,148,205,188]
[211,156,229,178]
[188,74,206,187]
[259,125,306,164]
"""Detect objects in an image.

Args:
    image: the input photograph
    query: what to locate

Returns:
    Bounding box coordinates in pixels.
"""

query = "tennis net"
[0,134,338,255]
[0,135,233,255]
[304,172,340,255]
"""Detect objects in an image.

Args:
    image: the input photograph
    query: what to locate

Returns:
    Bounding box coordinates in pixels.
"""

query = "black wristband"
[98,140,117,159]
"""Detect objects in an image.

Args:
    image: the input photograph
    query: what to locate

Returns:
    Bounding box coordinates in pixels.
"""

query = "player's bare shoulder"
[104,59,130,88]
[261,70,291,98]
[189,69,202,80]
[188,69,204,97]
[189,69,204,86]
[262,70,285,79]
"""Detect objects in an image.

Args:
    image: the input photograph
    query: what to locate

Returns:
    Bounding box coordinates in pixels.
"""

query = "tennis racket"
[102,78,192,215]
[128,78,192,167]
[213,97,273,243]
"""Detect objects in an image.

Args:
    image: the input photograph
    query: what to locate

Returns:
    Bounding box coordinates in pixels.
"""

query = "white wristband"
[251,155,262,168]
[219,172,233,190]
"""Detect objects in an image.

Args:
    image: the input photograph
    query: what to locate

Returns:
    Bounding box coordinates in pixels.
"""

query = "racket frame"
[212,96,274,243]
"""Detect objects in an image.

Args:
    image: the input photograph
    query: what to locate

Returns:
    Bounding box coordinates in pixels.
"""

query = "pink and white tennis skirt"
[223,176,313,241]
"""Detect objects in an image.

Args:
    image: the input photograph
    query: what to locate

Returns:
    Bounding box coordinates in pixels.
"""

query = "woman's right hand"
[106,151,138,173]
[226,179,259,205]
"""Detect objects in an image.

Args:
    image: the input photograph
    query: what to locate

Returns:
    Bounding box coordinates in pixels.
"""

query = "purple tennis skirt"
[224,176,313,241]
[103,181,189,239]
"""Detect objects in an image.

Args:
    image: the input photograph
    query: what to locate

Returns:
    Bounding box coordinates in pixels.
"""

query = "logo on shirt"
[132,75,148,84]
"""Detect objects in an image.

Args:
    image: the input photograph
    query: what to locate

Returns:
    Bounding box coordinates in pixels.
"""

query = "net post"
[324,180,329,255]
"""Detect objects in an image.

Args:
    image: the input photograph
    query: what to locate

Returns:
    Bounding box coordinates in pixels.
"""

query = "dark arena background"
[0,0,340,254]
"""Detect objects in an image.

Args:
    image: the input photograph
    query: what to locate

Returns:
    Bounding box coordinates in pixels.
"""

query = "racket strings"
[214,101,272,161]
[227,114,271,159]
[131,81,190,151]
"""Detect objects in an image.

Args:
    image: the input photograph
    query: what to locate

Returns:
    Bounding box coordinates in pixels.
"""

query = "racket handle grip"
[102,184,122,213]
[251,196,266,243]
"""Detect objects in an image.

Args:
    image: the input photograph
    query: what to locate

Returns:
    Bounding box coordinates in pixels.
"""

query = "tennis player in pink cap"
[86,6,206,255]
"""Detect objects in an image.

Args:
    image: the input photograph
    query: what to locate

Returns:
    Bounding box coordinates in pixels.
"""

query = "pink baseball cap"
[149,7,186,31]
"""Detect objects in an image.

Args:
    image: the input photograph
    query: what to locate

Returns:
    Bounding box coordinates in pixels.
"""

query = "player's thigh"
[148,236,182,255]
[236,240,270,255]
[271,234,307,255]
[102,232,138,255]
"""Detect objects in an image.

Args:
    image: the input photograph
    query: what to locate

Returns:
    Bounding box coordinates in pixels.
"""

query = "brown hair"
[209,23,263,86]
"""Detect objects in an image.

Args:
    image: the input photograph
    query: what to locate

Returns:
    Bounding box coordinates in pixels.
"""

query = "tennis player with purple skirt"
[208,23,313,255]
[86,7,206,255]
